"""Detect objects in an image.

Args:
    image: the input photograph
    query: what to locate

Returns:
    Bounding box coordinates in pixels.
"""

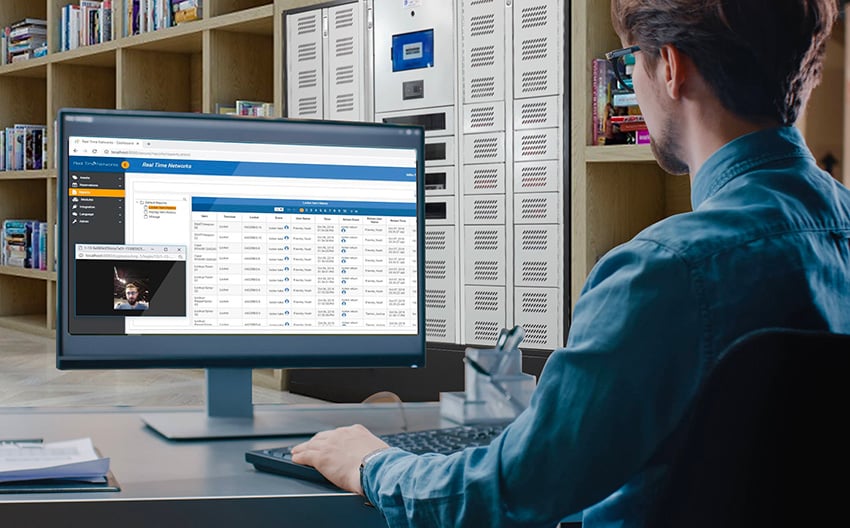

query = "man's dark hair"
[611,0,838,125]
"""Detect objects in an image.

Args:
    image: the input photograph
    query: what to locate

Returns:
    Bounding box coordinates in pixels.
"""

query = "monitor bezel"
[56,108,426,370]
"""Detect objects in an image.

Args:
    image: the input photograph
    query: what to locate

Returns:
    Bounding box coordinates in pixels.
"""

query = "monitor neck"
[206,368,253,418]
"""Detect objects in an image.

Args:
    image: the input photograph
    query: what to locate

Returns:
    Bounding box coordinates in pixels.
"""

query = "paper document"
[0,438,110,483]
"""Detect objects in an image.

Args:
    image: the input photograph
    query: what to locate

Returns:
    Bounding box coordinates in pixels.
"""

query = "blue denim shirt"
[362,126,850,528]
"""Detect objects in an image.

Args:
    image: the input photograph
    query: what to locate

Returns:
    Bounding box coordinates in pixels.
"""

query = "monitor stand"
[141,368,332,440]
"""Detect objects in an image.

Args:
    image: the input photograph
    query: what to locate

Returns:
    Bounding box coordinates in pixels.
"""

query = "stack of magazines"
[0,438,118,492]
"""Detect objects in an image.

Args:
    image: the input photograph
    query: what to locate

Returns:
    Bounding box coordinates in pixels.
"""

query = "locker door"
[286,9,324,118]
[327,3,366,121]
[513,0,562,99]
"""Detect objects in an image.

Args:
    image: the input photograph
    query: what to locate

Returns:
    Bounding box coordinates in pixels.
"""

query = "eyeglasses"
[604,45,641,93]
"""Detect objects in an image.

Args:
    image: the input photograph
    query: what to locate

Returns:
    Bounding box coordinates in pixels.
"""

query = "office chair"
[647,327,850,527]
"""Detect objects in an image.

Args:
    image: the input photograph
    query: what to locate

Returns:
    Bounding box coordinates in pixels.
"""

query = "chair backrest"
[648,327,850,528]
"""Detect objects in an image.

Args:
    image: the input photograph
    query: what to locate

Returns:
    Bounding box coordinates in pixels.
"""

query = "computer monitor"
[56,108,425,440]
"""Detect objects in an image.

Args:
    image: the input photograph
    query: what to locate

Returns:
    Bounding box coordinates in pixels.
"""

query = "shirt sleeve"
[362,239,706,527]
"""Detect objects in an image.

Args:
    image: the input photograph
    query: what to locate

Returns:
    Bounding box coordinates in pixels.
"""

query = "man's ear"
[659,44,686,100]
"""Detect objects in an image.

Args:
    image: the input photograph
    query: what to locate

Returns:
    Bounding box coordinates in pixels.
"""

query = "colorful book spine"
[39,222,48,270]
[612,91,639,108]
[31,221,40,270]
[2,219,35,268]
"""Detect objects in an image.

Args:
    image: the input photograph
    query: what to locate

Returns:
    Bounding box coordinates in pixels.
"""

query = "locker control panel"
[392,29,434,71]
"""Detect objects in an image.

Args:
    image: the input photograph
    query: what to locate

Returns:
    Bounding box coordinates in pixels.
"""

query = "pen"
[494,327,510,352]
[493,325,525,375]
[0,438,43,446]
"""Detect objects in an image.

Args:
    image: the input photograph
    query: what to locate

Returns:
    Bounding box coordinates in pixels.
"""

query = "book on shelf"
[25,128,38,170]
[31,222,41,272]
[60,4,81,51]
[610,114,647,133]
[9,26,47,41]
[126,0,186,35]
[1,28,7,65]
[590,56,649,146]
[591,58,614,145]
[235,100,275,117]
[60,1,114,51]
[80,0,103,47]
[173,0,203,25]
[1,218,48,269]
[10,18,47,30]
[2,219,35,268]
[4,124,47,170]
[1,18,47,64]
[39,222,48,271]
[611,91,639,108]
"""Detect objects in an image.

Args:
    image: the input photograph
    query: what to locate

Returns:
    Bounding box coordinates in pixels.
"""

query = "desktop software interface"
[67,135,419,337]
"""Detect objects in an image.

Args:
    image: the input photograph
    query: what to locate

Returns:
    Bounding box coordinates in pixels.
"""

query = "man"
[292,1,849,526]
[114,282,149,310]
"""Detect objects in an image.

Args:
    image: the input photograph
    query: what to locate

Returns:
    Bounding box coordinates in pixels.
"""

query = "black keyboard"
[245,423,507,485]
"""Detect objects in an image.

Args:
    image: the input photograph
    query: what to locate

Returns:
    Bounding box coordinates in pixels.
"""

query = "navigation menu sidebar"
[68,171,125,244]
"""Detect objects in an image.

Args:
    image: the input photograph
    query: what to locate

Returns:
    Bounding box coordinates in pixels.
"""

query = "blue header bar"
[192,197,415,217]
[68,156,416,182]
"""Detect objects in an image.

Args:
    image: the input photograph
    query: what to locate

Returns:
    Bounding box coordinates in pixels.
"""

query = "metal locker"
[425,165,457,196]
[463,101,505,135]
[426,196,457,226]
[462,0,506,103]
[285,1,368,120]
[377,107,457,136]
[463,195,506,225]
[372,0,456,114]
[463,225,506,285]
[285,9,324,118]
[327,3,367,121]
[464,286,507,345]
[463,163,506,195]
[425,226,458,343]
[425,135,457,168]
[513,159,562,194]
[514,286,562,349]
[513,95,562,130]
[514,128,560,162]
[514,224,561,288]
[464,132,506,164]
[513,0,562,99]
[514,193,561,225]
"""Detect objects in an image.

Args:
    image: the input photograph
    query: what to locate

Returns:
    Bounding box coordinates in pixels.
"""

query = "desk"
[0,402,444,528]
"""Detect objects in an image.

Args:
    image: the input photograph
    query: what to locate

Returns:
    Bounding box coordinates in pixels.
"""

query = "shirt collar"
[691,126,814,209]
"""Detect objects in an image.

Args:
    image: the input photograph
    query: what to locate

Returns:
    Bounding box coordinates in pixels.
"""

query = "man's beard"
[650,115,689,176]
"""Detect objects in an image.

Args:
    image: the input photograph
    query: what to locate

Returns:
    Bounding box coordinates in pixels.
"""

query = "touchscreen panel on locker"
[392,29,434,71]
[372,0,454,113]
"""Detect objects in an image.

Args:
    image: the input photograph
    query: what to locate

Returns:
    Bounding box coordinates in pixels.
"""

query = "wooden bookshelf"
[584,145,656,164]
[570,2,681,305]
[0,0,322,338]
[570,2,845,307]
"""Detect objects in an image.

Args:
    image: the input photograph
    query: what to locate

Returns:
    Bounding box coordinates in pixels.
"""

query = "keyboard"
[245,423,507,485]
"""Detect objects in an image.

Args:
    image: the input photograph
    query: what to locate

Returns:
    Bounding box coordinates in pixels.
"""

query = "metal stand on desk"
[439,326,537,424]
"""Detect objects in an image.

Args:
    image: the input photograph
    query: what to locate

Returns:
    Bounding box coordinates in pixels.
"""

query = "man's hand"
[290,424,389,495]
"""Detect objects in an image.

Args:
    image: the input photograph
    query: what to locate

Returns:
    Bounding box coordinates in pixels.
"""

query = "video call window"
[75,245,187,317]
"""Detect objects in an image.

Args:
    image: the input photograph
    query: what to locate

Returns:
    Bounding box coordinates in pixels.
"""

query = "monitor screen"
[56,108,425,439]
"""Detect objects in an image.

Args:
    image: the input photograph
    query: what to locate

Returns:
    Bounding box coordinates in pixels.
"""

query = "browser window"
[68,136,419,336]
